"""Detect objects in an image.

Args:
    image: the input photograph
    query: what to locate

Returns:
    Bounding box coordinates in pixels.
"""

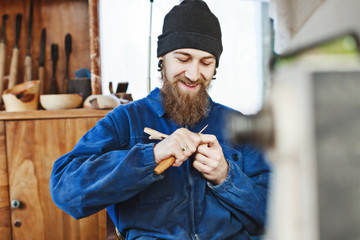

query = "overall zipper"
[193,233,200,240]
[185,125,198,238]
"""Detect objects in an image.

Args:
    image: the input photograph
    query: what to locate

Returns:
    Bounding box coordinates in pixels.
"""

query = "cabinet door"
[6,117,106,240]
[0,121,11,239]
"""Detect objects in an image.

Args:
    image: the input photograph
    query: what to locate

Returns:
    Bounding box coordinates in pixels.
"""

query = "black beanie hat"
[157,0,223,67]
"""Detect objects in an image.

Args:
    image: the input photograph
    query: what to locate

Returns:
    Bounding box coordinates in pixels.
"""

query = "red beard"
[160,74,210,126]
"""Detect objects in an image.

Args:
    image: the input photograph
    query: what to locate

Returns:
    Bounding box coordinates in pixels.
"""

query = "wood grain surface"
[88,0,101,94]
[5,115,106,239]
[0,121,12,239]
[0,108,110,121]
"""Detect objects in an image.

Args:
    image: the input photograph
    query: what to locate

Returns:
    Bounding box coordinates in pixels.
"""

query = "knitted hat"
[157,0,223,67]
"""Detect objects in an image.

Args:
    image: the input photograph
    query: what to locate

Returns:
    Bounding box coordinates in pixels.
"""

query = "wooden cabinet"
[0,109,109,239]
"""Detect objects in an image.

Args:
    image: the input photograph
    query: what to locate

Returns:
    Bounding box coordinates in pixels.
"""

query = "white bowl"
[40,94,83,110]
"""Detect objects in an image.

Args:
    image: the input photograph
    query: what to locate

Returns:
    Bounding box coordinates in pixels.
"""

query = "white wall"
[100,0,265,114]
[270,0,360,54]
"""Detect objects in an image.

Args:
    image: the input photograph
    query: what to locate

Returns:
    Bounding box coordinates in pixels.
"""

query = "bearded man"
[50,0,271,239]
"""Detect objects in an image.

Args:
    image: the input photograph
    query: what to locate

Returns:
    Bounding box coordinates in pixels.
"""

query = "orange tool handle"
[154,156,175,175]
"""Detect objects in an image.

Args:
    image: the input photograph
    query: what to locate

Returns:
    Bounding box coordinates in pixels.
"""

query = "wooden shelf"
[0,108,110,120]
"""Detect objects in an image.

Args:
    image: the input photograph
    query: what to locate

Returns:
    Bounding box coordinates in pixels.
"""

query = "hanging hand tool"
[0,14,9,105]
[24,0,33,82]
[62,33,72,93]
[50,44,58,94]
[38,28,46,94]
[8,14,22,89]
[144,124,208,174]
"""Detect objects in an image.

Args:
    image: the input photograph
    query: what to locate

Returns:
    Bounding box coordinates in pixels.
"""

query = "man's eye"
[202,61,212,66]
[177,58,189,63]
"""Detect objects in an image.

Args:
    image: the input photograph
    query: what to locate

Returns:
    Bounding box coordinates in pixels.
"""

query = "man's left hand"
[193,134,228,185]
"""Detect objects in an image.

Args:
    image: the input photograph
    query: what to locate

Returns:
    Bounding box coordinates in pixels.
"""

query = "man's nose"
[185,62,200,81]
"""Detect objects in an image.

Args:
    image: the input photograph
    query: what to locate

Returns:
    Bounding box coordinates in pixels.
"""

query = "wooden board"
[0,108,110,121]
[0,121,11,239]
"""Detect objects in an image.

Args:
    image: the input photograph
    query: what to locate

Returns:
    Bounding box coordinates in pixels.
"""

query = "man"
[50,0,271,239]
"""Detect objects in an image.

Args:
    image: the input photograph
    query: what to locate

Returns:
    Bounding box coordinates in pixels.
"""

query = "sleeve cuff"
[207,159,235,193]
[142,143,158,167]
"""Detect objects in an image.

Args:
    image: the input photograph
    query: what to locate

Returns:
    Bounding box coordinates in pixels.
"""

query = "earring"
[212,69,217,80]
[157,59,163,72]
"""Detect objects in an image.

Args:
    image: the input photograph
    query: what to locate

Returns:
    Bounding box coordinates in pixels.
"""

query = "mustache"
[174,74,206,86]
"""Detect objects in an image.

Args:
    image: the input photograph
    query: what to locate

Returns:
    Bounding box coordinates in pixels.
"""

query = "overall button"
[232,153,239,161]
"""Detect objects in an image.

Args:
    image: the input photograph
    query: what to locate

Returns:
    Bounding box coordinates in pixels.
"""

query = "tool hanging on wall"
[50,44,58,94]
[8,14,22,89]
[63,33,72,93]
[24,0,33,82]
[147,0,154,94]
[0,14,9,105]
[38,28,46,94]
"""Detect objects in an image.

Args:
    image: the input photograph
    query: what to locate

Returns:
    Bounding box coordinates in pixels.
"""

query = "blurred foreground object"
[227,33,360,240]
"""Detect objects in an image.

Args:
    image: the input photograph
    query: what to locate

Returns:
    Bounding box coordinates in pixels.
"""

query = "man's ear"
[212,69,217,80]
[158,58,164,72]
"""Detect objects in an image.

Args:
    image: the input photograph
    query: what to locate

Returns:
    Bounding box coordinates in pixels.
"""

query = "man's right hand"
[153,128,201,167]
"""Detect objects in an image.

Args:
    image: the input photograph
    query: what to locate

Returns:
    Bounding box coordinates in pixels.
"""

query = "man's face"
[161,48,216,97]
[160,48,216,126]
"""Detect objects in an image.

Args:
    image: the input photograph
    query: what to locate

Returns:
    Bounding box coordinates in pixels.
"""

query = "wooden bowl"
[40,94,83,110]
[2,80,40,112]
[83,94,120,109]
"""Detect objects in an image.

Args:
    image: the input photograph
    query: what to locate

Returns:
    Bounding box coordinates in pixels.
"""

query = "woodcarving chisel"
[63,33,72,93]
[38,28,46,94]
[0,14,9,105]
[144,124,208,174]
[50,44,59,94]
[24,0,33,82]
[8,14,22,89]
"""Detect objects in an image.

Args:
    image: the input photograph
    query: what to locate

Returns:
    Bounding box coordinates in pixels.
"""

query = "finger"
[194,152,217,169]
[197,144,217,159]
[197,143,209,153]
[175,128,201,153]
[199,134,219,148]
[193,159,212,174]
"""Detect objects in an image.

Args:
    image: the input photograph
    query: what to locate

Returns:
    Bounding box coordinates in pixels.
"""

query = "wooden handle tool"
[38,28,46,94]
[144,124,208,175]
[50,44,59,94]
[8,14,22,89]
[0,43,5,105]
[63,33,72,93]
[0,14,9,105]
[8,47,19,89]
[154,157,175,175]
[24,0,33,82]
[24,55,32,82]
[38,66,45,94]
